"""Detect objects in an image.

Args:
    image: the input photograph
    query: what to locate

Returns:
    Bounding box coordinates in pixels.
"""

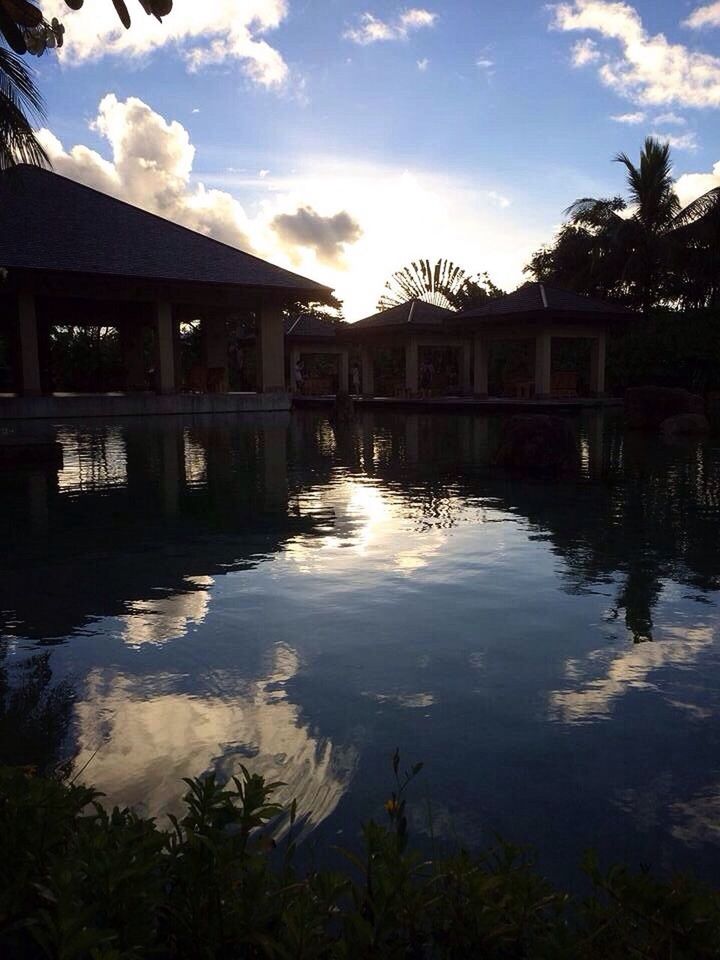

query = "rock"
[661,413,711,436]
[492,415,579,474]
[625,386,704,430]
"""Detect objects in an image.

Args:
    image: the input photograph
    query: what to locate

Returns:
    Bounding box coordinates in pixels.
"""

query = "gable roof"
[454,282,635,321]
[285,314,345,339]
[352,298,454,330]
[0,165,330,297]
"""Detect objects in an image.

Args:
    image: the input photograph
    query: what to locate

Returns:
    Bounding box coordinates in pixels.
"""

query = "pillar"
[405,337,419,395]
[534,330,552,399]
[155,301,176,395]
[202,316,228,393]
[460,342,471,396]
[590,331,606,396]
[361,346,374,396]
[257,301,285,393]
[473,335,489,397]
[120,323,146,391]
[289,345,300,393]
[263,420,289,512]
[338,350,350,393]
[18,292,41,396]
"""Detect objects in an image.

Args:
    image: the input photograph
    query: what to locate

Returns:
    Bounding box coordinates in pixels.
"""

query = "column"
[459,342,471,396]
[202,315,228,391]
[590,331,607,396]
[120,323,146,391]
[257,301,285,393]
[18,292,41,396]
[360,346,374,396]
[289,345,300,393]
[155,301,176,395]
[405,337,419,395]
[338,350,350,393]
[534,330,552,399]
[473,335,489,397]
[263,420,289,512]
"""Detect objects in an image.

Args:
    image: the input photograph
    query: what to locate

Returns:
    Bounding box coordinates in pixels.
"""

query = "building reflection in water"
[2,407,720,869]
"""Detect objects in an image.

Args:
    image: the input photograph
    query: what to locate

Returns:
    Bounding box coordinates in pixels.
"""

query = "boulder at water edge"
[661,413,711,436]
[625,386,704,430]
[492,415,579,474]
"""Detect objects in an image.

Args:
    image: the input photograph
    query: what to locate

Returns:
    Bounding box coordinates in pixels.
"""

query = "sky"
[29,0,720,319]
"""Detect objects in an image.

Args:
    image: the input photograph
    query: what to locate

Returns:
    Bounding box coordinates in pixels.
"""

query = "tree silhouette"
[377,258,470,311]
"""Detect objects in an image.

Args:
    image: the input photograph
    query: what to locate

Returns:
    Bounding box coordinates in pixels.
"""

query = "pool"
[2,409,719,886]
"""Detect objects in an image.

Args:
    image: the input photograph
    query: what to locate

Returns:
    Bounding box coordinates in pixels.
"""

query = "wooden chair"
[551,372,578,398]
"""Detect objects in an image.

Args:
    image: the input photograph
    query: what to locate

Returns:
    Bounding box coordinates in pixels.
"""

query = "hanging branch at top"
[0,0,173,56]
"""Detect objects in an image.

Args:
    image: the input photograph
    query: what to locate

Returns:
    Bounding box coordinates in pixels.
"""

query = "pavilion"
[342,299,471,396]
[0,165,332,418]
[346,284,634,399]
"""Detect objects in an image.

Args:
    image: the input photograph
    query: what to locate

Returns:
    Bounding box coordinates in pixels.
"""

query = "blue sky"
[31,0,720,317]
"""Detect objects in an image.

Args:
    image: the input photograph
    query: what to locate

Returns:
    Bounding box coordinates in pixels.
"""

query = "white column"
[590,331,607,396]
[338,350,350,393]
[155,301,176,395]
[460,342,471,396]
[405,337,419,394]
[258,301,285,393]
[534,330,552,398]
[473,335,488,397]
[18,292,41,397]
[361,346,374,396]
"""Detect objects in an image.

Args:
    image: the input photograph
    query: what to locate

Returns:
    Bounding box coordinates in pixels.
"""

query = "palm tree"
[564,137,720,310]
[0,45,47,169]
[377,258,470,310]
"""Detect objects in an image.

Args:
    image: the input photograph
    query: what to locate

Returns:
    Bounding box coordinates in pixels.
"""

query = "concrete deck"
[293,394,623,413]
[0,391,291,420]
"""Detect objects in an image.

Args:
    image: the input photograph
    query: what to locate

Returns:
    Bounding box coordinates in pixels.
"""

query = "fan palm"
[377,258,469,310]
[564,137,720,311]
[0,45,47,169]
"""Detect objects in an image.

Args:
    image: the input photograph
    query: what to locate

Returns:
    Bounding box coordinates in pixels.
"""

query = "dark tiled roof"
[455,282,635,320]
[352,298,454,330]
[0,165,330,296]
[285,314,345,339]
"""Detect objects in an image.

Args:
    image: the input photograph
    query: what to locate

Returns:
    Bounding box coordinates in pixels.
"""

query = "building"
[345,284,635,399]
[0,165,332,418]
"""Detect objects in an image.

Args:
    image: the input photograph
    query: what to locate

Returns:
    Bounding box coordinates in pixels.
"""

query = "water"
[2,409,720,887]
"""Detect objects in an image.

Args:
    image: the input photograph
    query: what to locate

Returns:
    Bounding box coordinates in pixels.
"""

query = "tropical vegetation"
[377,257,504,312]
[526,137,720,312]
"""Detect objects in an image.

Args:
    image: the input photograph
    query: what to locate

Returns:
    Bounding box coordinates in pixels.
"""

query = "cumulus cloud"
[684,2,720,29]
[551,0,720,107]
[417,57,429,70]
[39,0,290,86]
[610,110,645,123]
[675,158,720,207]
[654,111,686,125]
[271,207,362,266]
[344,8,437,44]
[37,94,255,251]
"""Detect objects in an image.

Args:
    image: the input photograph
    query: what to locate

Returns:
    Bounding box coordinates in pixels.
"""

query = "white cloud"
[40,0,290,87]
[271,206,362,266]
[475,56,494,69]
[653,111,686,124]
[675,158,720,207]
[571,37,601,65]
[684,2,720,29]
[650,130,698,150]
[551,0,720,107]
[610,110,645,122]
[486,190,511,208]
[417,57,429,70]
[344,8,437,44]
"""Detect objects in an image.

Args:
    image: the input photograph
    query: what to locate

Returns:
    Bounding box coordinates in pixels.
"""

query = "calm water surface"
[2,409,720,886]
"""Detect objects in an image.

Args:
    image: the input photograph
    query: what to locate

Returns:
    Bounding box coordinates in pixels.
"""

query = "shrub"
[1,753,719,958]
